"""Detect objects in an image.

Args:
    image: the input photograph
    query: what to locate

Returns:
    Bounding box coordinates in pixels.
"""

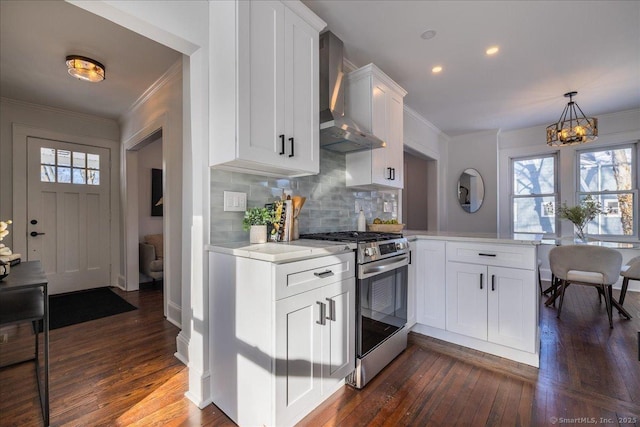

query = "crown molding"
[0,96,118,124]
[404,104,449,140]
[122,59,182,121]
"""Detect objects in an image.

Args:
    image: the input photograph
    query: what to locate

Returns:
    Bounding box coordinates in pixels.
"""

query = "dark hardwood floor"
[1,283,638,426]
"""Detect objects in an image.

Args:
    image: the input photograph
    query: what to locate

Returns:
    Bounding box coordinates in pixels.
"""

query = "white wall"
[137,137,163,238]
[498,109,640,237]
[446,129,499,233]
[70,0,211,407]
[120,62,184,331]
[403,106,449,231]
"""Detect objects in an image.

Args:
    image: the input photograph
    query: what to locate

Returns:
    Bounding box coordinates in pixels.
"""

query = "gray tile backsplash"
[210,150,398,243]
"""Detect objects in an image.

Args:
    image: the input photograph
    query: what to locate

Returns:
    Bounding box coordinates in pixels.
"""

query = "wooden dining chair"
[549,245,624,328]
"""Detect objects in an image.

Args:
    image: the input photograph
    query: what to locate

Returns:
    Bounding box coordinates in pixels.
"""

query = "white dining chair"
[549,245,624,328]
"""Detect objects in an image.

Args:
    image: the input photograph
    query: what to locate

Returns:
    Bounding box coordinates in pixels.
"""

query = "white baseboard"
[411,323,540,368]
[185,367,212,409]
[167,301,182,328]
[175,331,189,365]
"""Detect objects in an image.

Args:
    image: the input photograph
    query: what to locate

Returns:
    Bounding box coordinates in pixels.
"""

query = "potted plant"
[556,195,606,242]
[243,207,275,244]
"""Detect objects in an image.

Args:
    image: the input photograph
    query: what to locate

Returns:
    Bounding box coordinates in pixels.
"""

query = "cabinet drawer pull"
[391,168,396,180]
[326,298,336,321]
[289,137,294,157]
[387,167,393,180]
[316,301,326,325]
[314,270,334,278]
[478,253,497,257]
[480,273,483,290]
[492,274,496,291]
[279,134,285,155]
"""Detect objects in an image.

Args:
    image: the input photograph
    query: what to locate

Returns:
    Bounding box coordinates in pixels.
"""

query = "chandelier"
[546,91,598,146]
[65,55,105,83]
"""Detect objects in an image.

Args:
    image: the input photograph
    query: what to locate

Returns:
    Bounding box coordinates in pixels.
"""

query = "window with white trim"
[577,144,637,237]
[512,154,558,235]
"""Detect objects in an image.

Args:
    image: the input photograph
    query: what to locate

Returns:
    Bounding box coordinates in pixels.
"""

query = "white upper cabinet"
[345,64,407,189]
[209,1,326,177]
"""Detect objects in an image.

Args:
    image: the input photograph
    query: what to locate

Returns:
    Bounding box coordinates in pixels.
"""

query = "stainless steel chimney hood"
[319,31,385,153]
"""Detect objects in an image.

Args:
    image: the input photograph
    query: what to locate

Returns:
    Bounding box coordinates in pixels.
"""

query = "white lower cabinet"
[210,251,355,427]
[445,262,536,352]
[275,279,354,425]
[411,238,539,367]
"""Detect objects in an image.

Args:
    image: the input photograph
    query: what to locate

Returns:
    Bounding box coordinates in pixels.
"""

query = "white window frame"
[576,143,638,240]
[510,152,559,236]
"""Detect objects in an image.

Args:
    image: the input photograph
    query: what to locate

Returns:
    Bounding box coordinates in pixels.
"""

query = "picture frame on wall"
[151,168,163,217]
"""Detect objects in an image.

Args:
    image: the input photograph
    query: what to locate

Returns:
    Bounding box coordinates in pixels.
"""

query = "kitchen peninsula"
[405,231,541,367]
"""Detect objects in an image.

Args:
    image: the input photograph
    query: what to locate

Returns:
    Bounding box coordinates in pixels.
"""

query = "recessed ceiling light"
[432,66,443,74]
[420,29,437,40]
[486,46,499,56]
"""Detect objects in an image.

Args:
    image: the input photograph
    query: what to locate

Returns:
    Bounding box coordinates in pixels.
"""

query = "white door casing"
[27,137,111,294]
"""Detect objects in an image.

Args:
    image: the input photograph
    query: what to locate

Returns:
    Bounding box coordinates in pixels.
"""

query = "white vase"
[250,225,267,244]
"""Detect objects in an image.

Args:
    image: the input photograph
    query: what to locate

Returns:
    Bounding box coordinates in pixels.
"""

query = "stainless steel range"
[301,231,410,388]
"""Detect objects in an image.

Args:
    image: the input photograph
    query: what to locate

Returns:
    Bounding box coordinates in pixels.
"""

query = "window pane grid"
[39,147,100,186]
[577,144,636,238]
[511,154,558,236]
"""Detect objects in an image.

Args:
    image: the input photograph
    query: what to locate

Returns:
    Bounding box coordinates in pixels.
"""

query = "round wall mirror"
[457,168,484,213]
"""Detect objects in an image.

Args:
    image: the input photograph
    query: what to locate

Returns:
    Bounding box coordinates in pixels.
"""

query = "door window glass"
[40,147,100,185]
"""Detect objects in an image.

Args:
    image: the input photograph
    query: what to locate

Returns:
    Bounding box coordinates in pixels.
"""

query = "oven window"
[358,265,407,357]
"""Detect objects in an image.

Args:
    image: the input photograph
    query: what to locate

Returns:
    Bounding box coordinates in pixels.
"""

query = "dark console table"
[0,261,49,425]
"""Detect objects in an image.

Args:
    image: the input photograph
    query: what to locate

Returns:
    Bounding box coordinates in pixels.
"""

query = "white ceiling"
[303,0,640,136]
[0,0,181,121]
[1,1,638,137]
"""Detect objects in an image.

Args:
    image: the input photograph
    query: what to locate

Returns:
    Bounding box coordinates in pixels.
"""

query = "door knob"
[30,231,46,237]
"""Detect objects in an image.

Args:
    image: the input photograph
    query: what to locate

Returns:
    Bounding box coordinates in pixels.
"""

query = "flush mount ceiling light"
[485,46,499,55]
[431,65,443,74]
[546,91,598,146]
[65,55,105,82]
[420,29,437,40]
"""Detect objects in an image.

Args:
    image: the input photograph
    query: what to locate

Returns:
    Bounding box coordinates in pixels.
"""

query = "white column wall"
[68,0,212,408]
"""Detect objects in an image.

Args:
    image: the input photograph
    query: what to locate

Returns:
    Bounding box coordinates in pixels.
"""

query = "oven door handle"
[358,256,409,279]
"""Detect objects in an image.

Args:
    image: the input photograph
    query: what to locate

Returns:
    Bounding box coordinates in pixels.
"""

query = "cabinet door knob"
[289,137,294,158]
[492,275,496,291]
[480,273,483,290]
[316,301,326,325]
[279,134,285,155]
[387,167,393,180]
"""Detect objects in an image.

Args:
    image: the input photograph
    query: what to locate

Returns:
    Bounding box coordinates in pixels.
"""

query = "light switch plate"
[223,191,247,212]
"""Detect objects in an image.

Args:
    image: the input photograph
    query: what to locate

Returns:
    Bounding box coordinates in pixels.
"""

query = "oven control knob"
[395,242,407,250]
[364,247,376,257]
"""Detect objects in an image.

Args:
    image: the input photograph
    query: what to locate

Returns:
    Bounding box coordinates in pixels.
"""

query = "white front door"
[27,137,111,294]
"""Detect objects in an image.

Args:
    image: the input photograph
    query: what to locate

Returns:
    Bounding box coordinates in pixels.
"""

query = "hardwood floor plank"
[1,285,638,426]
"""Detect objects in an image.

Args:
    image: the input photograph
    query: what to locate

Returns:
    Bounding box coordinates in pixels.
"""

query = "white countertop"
[206,239,354,263]
[404,230,542,245]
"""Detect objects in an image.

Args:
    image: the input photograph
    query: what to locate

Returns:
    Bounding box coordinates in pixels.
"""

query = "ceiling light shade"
[65,55,105,82]
[546,91,597,146]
